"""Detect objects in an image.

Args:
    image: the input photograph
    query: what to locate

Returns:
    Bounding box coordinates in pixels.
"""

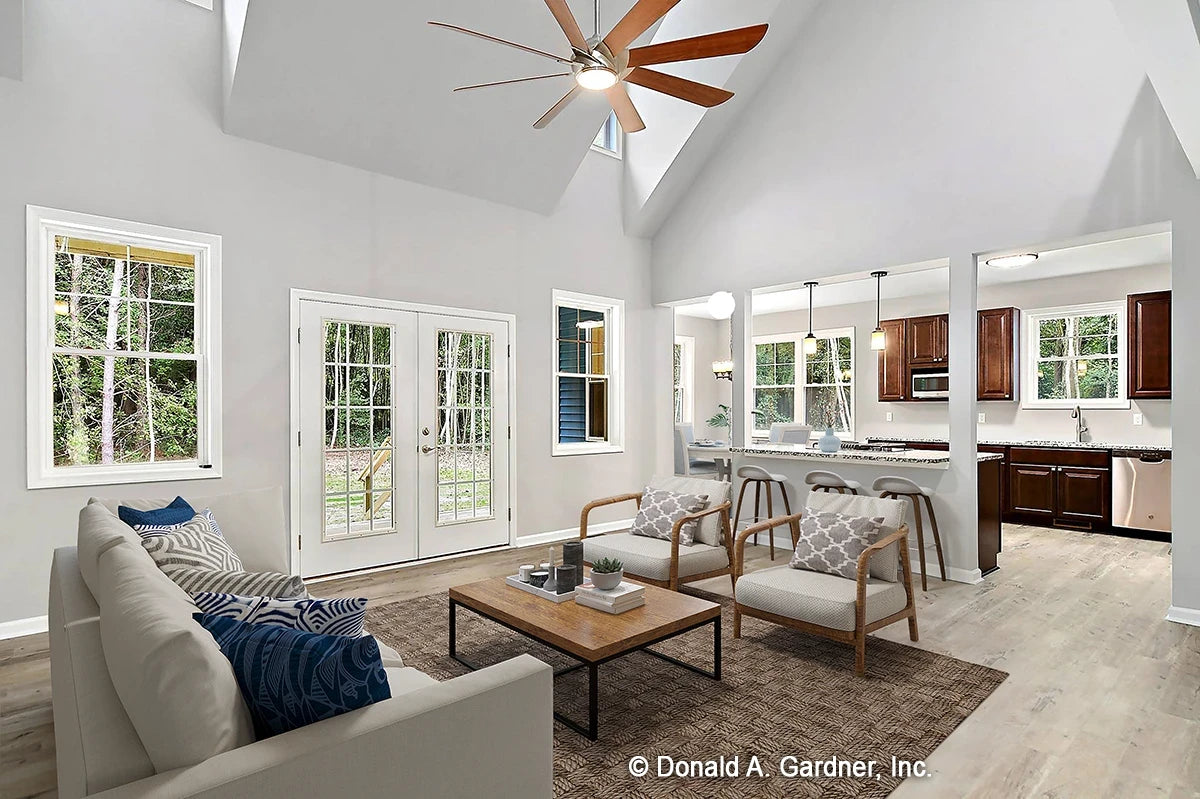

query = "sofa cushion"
[78,502,143,597]
[735,566,909,631]
[192,592,368,637]
[139,510,243,573]
[95,540,255,772]
[804,492,905,582]
[383,666,437,697]
[649,474,730,546]
[164,567,306,598]
[583,533,729,582]
[196,614,391,739]
[788,512,884,579]
[630,487,709,546]
[118,496,195,528]
[89,486,289,574]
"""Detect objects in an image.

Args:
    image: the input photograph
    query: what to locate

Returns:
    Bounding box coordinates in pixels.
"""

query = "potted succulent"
[589,557,624,590]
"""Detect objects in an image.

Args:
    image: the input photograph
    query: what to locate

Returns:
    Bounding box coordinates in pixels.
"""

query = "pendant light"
[803,281,819,356]
[870,271,888,351]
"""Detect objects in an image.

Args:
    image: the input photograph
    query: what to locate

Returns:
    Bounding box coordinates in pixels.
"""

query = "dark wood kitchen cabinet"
[1128,290,1171,399]
[978,307,1019,401]
[1008,463,1056,518]
[907,314,949,365]
[1006,447,1111,530]
[1056,466,1110,525]
[877,318,908,401]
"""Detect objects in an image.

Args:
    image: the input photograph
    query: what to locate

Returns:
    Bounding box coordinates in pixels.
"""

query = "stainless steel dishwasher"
[1112,449,1171,534]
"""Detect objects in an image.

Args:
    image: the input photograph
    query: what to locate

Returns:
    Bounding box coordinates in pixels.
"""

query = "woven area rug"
[366,590,1005,798]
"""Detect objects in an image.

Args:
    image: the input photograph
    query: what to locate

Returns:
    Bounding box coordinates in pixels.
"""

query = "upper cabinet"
[978,307,1019,401]
[907,314,949,365]
[1127,290,1171,399]
[877,318,908,401]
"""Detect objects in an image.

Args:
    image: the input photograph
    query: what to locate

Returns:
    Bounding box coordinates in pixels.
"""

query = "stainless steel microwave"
[912,372,950,398]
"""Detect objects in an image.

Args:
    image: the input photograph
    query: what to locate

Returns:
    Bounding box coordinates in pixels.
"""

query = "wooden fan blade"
[626,24,768,67]
[428,21,572,65]
[624,68,733,107]
[604,83,646,133]
[603,0,682,54]
[455,73,571,92]
[533,86,583,129]
[543,0,589,52]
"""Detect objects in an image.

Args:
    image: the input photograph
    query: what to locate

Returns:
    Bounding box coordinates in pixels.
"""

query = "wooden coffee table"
[448,577,721,740]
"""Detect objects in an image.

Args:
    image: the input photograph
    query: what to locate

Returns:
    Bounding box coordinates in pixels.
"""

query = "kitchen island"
[732,443,1003,577]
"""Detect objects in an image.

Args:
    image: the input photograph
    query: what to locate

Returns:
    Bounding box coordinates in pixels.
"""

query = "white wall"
[650,0,1200,613]
[0,0,654,626]
[672,314,732,439]
[751,262,1172,445]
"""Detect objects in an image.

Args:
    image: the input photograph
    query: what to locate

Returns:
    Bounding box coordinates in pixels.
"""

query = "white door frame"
[288,288,517,577]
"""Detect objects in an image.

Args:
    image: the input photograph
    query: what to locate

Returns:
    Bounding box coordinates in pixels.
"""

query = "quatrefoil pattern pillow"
[789,512,885,579]
[630,487,709,546]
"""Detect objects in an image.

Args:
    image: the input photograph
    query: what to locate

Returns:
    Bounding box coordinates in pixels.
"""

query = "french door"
[297,298,510,578]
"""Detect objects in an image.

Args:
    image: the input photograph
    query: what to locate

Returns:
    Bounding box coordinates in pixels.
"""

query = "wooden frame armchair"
[579,493,735,592]
[731,513,918,676]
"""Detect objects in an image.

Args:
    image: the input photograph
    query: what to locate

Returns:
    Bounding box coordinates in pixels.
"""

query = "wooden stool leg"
[923,494,948,582]
[753,481,762,546]
[765,480,775,561]
[732,479,750,539]
[908,494,928,592]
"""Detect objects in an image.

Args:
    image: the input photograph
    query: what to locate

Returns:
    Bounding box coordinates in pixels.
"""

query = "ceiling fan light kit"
[430,0,768,135]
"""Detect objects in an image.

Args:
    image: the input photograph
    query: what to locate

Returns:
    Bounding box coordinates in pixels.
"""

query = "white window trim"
[552,289,624,456]
[674,335,695,424]
[25,206,223,489]
[1022,301,1129,410]
[590,113,623,160]
[750,328,856,439]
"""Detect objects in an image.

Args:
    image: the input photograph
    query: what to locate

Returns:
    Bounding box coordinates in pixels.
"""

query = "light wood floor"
[2,525,1196,798]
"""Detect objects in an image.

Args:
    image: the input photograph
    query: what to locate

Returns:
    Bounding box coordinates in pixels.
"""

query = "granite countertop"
[732,443,1005,470]
[866,436,1172,453]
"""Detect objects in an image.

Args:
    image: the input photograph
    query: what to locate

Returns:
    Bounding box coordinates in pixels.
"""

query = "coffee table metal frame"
[448,596,721,741]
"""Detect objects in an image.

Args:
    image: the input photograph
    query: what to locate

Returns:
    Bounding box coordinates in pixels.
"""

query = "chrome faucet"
[1071,405,1089,443]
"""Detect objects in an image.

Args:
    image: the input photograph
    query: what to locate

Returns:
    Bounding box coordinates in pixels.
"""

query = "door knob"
[422,427,430,436]
[421,445,434,454]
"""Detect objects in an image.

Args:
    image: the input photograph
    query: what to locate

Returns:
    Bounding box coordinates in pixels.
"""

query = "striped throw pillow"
[191,593,367,637]
[138,510,242,572]
[165,567,307,599]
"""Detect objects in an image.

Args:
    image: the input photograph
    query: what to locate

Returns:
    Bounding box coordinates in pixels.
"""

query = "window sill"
[552,443,625,457]
[28,463,223,490]
[589,144,622,161]
[1020,401,1132,411]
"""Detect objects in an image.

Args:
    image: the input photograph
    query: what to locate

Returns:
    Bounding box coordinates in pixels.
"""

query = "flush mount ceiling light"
[984,253,1039,269]
[803,281,819,355]
[870,271,888,351]
[707,291,736,320]
[575,65,617,90]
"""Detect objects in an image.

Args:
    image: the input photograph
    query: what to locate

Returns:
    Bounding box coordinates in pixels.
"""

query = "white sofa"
[49,487,553,799]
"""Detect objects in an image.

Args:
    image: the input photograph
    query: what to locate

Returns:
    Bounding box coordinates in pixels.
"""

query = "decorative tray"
[505,575,578,603]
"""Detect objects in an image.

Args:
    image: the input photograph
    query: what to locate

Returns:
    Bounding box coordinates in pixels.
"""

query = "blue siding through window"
[557,306,603,443]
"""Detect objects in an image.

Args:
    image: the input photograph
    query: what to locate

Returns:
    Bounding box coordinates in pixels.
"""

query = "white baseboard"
[0,614,48,640]
[516,518,634,548]
[1166,605,1200,627]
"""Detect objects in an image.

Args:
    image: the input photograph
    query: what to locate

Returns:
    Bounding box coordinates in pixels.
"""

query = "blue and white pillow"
[118,496,195,528]
[194,613,391,739]
[133,507,225,539]
[191,592,367,637]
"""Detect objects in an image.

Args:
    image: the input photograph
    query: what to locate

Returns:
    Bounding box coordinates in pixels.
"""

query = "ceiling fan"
[429,0,768,133]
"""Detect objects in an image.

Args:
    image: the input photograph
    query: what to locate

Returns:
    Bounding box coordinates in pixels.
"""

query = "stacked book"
[575,582,645,614]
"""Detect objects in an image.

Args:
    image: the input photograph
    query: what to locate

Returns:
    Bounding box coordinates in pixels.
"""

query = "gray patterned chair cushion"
[804,492,905,582]
[583,533,729,582]
[630,487,709,546]
[735,566,908,631]
[789,512,884,579]
[649,474,730,546]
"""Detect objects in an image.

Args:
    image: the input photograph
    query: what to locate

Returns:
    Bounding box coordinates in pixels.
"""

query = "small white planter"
[590,569,624,591]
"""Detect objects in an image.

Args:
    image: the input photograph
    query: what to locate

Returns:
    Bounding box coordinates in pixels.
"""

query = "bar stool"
[872,475,946,591]
[804,470,863,495]
[733,465,793,560]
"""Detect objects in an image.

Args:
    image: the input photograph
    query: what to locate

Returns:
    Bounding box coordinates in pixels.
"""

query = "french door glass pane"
[436,330,494,524]
[323,321,394,541]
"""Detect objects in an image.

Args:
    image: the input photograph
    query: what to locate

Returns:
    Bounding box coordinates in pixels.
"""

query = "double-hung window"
[591,111,621,158]
[1024,302,1127,408]
[673,335,694,423]
[553,290,623,455]
[26,206,221,488]
[752,329,854,438]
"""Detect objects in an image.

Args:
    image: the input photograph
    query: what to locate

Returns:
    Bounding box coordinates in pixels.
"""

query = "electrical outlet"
[886,412,893,422]
[978,413,986,424]
[1133,413,1143,426]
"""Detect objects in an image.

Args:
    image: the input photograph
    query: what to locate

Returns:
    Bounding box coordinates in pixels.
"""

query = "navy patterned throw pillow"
[118,496,195,528]
[194,613,391,738]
